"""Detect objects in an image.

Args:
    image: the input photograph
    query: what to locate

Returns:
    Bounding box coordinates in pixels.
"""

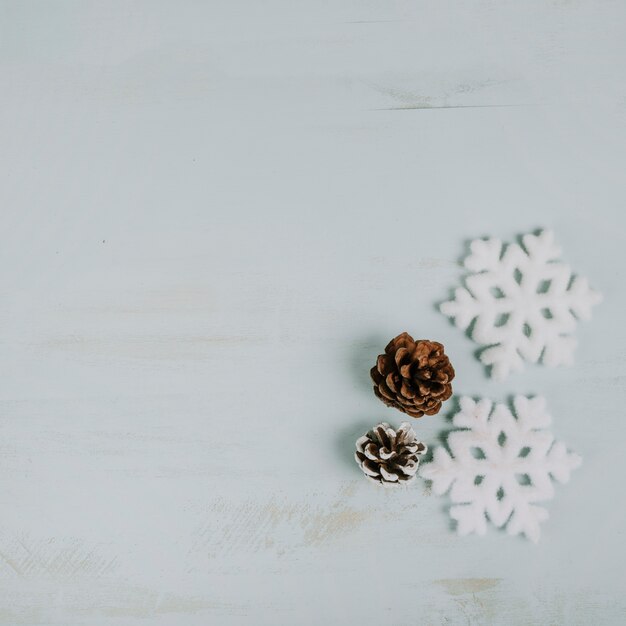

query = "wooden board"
[1,1,625,624]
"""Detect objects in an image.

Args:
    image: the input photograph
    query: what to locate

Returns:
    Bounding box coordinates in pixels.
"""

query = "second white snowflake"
[419,395,581,543]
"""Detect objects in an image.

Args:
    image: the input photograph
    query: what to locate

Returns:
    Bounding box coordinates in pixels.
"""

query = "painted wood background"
[1,1,625,624]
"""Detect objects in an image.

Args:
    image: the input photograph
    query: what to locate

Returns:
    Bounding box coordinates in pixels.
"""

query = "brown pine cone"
[370,332,455,418]
[355,422,427,486]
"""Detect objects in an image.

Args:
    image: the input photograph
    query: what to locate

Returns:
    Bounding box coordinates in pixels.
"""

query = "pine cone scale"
[400,381,416,399]
[385,373,399,393]
[395,348,410,367]
[374,382,395,403]
[360,461,379,478]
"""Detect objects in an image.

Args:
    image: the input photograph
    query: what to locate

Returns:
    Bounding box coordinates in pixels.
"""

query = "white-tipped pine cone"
[355,422,427,486]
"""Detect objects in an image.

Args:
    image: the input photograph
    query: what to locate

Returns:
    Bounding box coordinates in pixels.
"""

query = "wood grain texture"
[1,1,625,624]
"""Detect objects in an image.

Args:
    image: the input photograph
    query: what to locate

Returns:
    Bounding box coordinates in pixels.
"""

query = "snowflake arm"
[440,230,602,380]
[419,395,581,543]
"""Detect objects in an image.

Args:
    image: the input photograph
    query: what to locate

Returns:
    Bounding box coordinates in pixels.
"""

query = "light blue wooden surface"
[1,1,625,624]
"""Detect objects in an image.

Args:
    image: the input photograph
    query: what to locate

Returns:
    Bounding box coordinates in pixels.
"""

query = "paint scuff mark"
[0,534,118,579]
[190,481,376,558]
[436,577,501,596]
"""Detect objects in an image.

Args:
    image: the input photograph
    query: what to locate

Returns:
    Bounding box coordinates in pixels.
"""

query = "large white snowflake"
[440,230,602,380]
[419,396,581,542]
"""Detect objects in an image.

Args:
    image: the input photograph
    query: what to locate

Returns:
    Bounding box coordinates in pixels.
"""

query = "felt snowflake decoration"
[419,396,581,542]
[440,230,602,380]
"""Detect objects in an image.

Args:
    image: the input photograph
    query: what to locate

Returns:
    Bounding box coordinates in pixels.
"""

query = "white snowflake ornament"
[441,230,602,380]
[420,396,581,543]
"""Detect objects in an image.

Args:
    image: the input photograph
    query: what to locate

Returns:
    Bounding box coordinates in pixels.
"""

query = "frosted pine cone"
[355,422,427,486]
[371,333,455,418]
